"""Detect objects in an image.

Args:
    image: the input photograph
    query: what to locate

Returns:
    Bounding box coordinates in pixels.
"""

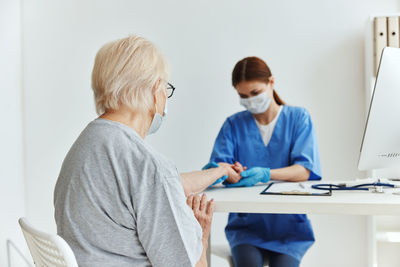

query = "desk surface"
[205,181,400,216]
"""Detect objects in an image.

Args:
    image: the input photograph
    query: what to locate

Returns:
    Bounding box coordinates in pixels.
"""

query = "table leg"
[367,215,376,267]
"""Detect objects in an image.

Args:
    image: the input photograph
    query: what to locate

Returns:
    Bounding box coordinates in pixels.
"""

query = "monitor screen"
[358,47,400,170]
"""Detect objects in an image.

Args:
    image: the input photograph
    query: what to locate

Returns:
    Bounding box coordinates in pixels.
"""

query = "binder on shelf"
[387,16,399,48]
[374,17,387,75]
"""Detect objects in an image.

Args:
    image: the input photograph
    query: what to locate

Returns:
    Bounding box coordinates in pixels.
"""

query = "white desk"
[205,181,400,266]
[206,182,400,216]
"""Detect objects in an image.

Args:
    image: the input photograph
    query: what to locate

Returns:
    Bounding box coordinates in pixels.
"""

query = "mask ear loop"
[154,97,159,115]
[150,94,158,118]
[152,79,163,116]
[153,79,167,116]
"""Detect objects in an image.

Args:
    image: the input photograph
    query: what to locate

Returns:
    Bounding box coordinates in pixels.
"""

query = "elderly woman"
[54,35,239,267]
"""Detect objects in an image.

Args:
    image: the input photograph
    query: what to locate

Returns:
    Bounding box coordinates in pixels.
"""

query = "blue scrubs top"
[210,105,322,261]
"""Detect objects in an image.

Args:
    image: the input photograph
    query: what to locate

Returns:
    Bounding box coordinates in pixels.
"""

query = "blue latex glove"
[225,167,271,187]
[202,162,228,186]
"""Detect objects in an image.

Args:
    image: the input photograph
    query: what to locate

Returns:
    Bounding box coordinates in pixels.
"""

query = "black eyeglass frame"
[167,82,175,98]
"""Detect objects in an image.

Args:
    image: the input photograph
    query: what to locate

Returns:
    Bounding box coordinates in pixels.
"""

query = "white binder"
[387,16,399,48]
[374,17,388,75]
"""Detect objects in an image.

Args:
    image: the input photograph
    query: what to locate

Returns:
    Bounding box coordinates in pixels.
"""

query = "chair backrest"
[18,217,78,267]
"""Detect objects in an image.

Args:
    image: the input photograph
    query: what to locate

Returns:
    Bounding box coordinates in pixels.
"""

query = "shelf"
[376,231,400,243]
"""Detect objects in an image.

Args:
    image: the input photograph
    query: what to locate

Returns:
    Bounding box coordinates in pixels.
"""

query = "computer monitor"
[358,47,400,171]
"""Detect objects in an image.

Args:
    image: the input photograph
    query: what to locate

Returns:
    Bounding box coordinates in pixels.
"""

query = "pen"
[281,191,311,195]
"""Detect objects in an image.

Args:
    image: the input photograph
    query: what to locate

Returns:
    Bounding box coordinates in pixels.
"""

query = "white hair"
[91,35,169,115]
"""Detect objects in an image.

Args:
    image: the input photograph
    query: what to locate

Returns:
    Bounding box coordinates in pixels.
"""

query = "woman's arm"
[181,163,240,196]
[270,164,310,182]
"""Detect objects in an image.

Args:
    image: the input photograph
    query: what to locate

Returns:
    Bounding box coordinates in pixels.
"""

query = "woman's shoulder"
[281,105,315,133]
[123,137,178,181]
[283,105,308,114]
[88,119,178,179]
[282,105,311,120]
[226,110,251,124]
[146,148,179,179]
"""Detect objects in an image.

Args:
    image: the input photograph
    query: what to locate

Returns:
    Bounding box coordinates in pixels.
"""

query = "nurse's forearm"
[270,165,310,182]
[181,167,226,196]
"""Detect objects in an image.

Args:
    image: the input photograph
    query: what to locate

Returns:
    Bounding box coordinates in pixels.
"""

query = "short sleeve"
[134,169,203,267]
[290,109,322,180]
[210,119,236,164]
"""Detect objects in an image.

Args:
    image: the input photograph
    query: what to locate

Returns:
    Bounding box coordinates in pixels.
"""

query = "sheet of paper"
[265,181,325,194]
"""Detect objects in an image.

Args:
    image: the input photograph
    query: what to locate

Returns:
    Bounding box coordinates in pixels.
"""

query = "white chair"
[18,217,78,267]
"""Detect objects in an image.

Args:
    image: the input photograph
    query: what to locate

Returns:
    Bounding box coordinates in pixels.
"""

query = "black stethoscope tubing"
[311,182,395,191]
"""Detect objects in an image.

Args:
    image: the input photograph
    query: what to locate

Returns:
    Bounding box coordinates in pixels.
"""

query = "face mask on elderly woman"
[148,92,168,135]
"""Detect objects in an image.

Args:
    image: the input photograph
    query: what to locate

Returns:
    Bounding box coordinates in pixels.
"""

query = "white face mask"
[148,100,167,135]
[240,91,271,114]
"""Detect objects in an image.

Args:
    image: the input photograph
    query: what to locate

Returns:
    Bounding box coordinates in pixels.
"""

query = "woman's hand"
[232,161,247,174]
[202,162,229,186]
[225,167,271,187]
[219,162,242,184]
[187,194,215,243]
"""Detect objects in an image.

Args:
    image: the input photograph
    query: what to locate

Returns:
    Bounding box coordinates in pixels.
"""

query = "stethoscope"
[311,182,397,193]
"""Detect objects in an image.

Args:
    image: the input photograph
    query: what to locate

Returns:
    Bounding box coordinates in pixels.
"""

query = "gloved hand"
[225,167,271,187]
[202,162,228,186]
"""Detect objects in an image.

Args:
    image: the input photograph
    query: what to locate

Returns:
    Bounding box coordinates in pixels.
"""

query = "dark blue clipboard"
[260,182,332,196]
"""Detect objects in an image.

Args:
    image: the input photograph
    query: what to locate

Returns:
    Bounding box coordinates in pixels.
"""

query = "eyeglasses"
[167,82,175,98]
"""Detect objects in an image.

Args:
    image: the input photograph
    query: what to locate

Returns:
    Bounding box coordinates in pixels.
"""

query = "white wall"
[0,0,28,266]
[22,1,400,266]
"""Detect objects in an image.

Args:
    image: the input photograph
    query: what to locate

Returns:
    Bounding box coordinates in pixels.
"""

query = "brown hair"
[232,56,285,105]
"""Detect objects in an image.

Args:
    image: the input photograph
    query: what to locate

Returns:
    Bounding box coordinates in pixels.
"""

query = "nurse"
[208,57,321,267]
